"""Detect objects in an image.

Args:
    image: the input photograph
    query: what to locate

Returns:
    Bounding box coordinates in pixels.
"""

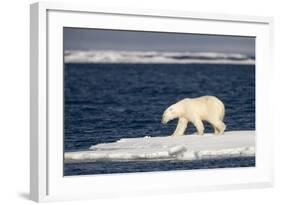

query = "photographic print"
[63,28,255,176]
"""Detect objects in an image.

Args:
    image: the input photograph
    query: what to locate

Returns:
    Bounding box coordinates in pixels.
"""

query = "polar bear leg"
[172,118,188,137]
[209,121,220,135]
[213,120,226,135]
[213,126,220,135]
[218,121,226,134]
[192,119,204,135]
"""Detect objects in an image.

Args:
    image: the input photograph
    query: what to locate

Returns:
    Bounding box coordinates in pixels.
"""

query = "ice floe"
[64,131,255,162]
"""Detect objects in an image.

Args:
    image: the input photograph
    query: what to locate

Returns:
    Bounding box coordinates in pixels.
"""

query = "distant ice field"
[65,50,255,64]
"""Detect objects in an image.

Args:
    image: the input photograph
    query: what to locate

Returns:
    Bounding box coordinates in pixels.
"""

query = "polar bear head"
[161,105,179,124]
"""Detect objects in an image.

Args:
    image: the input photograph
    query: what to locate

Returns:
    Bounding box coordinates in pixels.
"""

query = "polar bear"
[161,96,226,136]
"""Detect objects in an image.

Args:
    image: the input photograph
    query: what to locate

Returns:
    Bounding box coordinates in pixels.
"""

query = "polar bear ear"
[169,107,173,111]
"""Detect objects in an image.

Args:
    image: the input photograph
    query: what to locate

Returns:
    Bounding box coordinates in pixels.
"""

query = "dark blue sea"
[64,63,255,176]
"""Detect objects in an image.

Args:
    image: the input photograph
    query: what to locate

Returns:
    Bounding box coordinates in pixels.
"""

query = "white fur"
[161,96,226,136]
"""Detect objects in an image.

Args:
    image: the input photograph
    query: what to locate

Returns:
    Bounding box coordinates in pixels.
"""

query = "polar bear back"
[177,96,225,122]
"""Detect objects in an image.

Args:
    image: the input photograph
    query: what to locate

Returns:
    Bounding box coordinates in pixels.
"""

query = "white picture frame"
[30,2,274,202]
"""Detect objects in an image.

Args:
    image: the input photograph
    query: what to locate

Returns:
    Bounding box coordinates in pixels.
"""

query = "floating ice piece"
[168,145,187,155]
[64,131,255,162]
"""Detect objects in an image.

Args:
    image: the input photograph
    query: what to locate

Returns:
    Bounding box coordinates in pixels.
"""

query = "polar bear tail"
[220,104,225,121]
[217,98,225,121]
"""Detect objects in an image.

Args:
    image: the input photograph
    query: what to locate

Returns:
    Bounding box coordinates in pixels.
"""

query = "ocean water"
[64,63,255,176]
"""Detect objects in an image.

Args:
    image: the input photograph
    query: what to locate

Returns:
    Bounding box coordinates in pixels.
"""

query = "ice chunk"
[168,145,187,155]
